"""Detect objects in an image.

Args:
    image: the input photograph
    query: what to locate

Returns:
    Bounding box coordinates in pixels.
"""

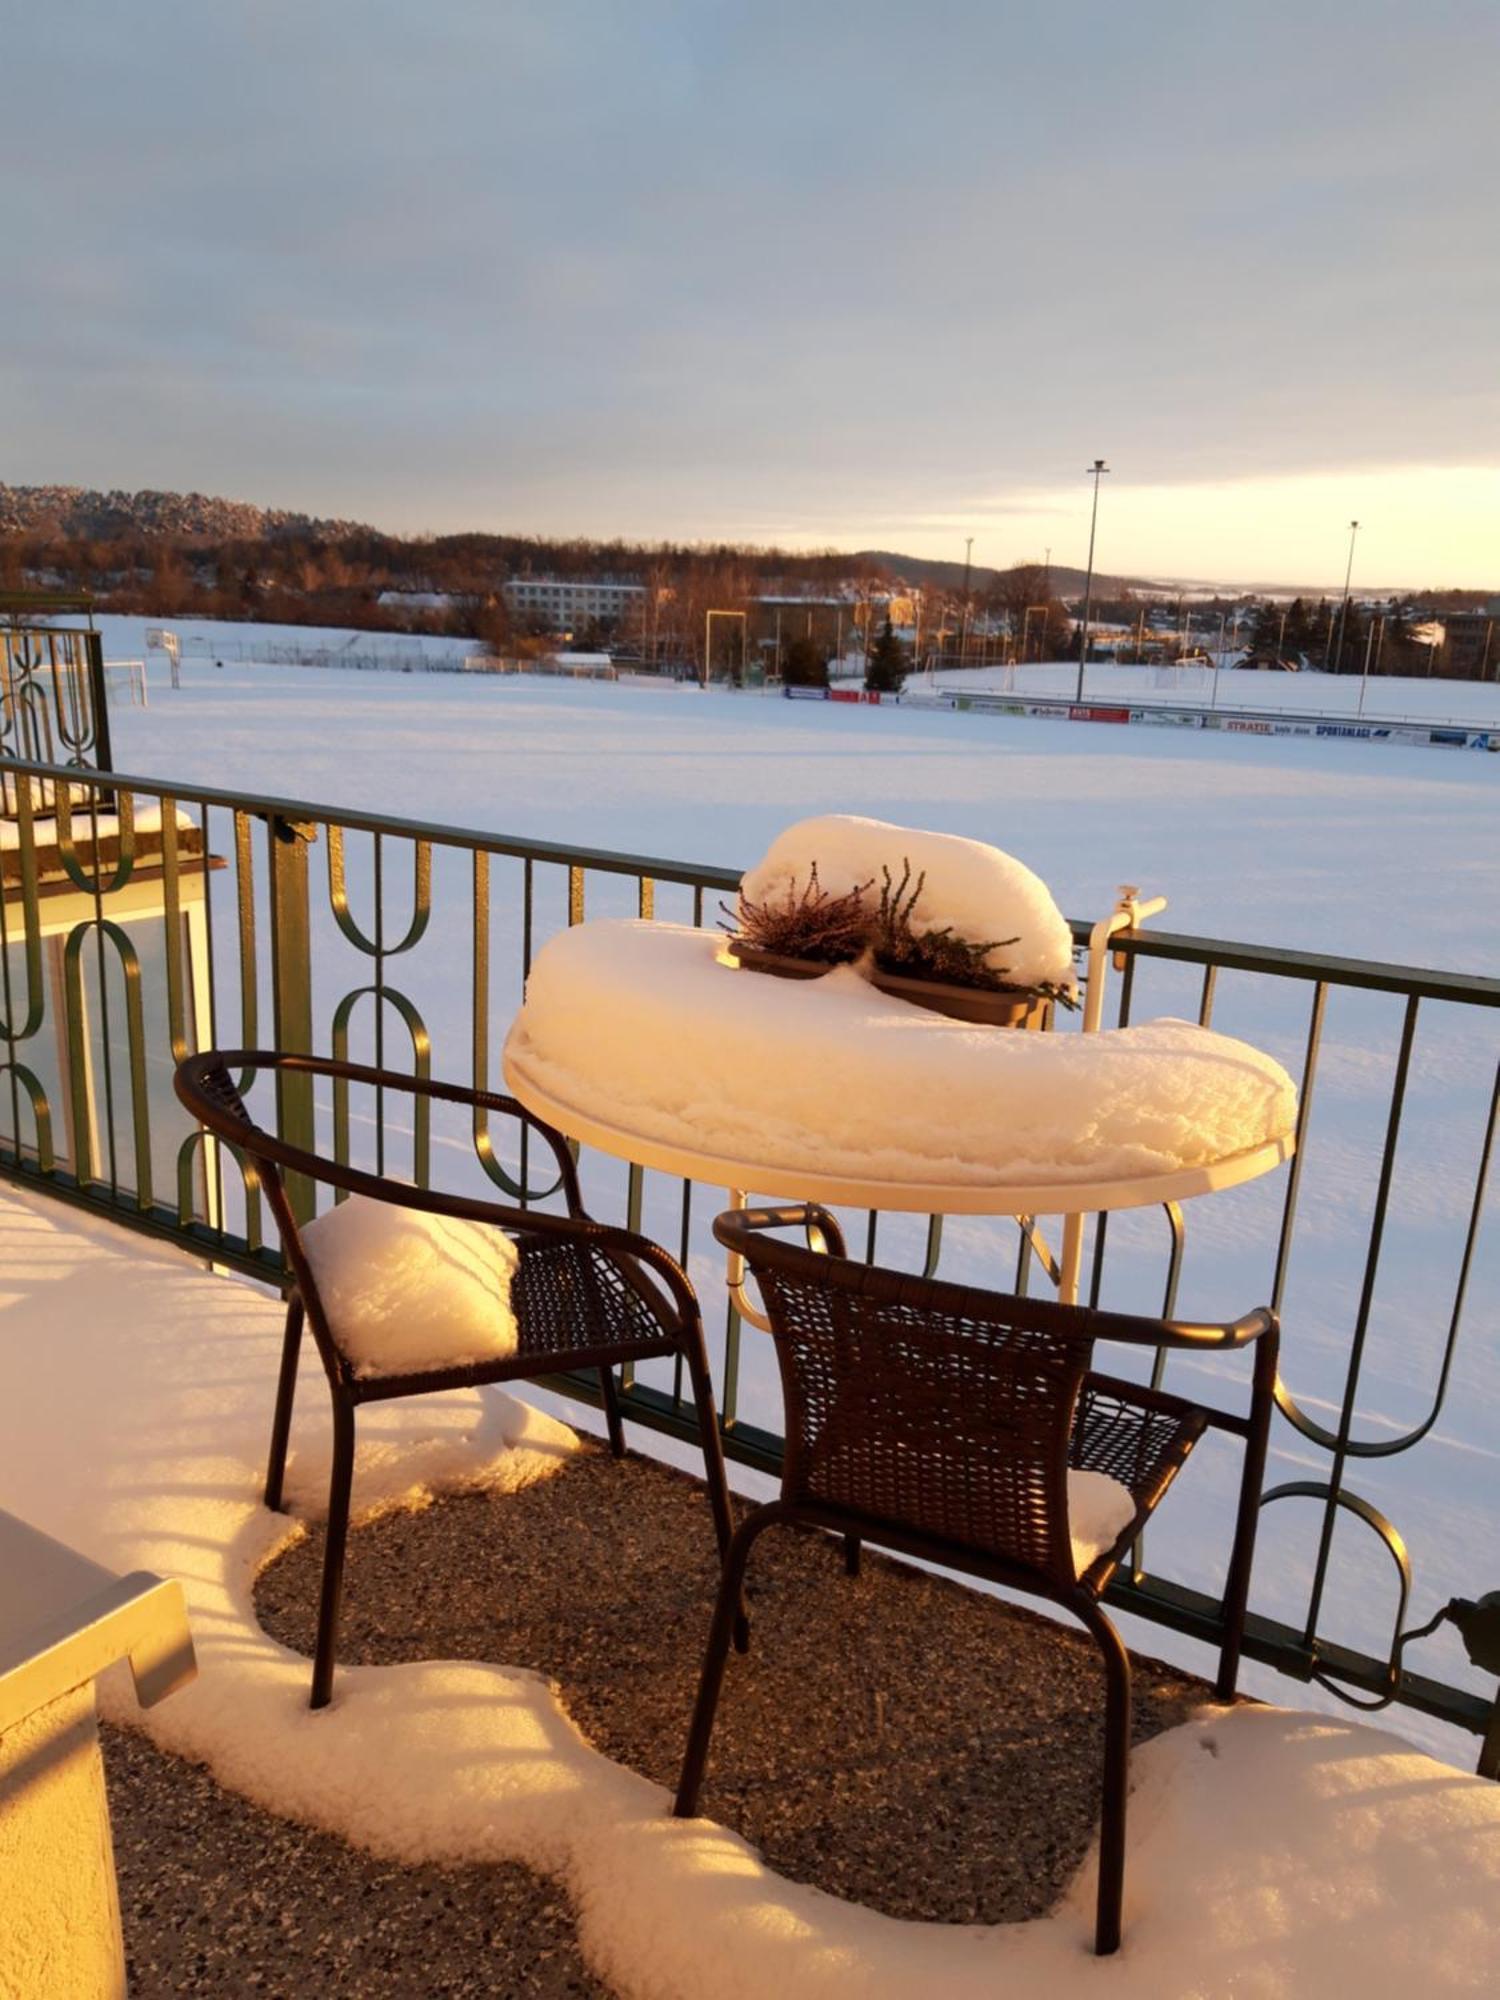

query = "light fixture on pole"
[1332,520,1360,673]
[1075,461,1109,703]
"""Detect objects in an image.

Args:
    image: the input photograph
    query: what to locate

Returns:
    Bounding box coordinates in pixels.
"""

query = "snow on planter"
[301,1194,520,1378]
[738,814,1078,995]
[505,921,1297,1188]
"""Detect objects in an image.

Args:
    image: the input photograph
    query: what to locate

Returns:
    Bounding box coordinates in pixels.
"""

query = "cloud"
[4,3,1496,582]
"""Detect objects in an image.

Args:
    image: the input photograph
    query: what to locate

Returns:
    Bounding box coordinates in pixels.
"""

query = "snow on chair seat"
[301,1194,521,1379]
[504,919,1298,1194]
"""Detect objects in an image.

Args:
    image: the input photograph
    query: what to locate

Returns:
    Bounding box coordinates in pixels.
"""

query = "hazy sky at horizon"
[6,2,1497,586]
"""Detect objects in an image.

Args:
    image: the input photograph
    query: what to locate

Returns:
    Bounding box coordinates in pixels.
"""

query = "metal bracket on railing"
[1083,884,1167,1034]
[265,814,319,846]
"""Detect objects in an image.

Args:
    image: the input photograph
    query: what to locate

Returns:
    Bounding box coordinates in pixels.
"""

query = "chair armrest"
[587,1225,703,1334]
[713,1203,848,1261]
[1092,1305,1277,1352]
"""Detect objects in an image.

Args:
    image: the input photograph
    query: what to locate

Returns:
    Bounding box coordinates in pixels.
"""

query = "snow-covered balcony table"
[173,1049,739,1710]
[672,1205,1279,1957]
[500,902,1298,1314]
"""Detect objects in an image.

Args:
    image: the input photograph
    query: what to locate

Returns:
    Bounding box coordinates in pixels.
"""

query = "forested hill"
[0,484,368,541]
[853,549,1147,599]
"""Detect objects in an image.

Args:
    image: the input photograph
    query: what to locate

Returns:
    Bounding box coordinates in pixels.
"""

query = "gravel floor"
[257,1445,1215,1929]
[104,1721,609,1999]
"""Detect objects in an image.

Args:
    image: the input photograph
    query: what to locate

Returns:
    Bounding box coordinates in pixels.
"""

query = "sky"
[5,2,1497,587]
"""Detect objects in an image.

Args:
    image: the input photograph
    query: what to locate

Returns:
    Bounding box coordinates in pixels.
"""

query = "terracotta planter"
[727,942,1049,1029]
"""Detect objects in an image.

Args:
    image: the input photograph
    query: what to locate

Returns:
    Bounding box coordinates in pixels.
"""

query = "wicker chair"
[175,1050,738,1711]
[674,1204,1279,1957]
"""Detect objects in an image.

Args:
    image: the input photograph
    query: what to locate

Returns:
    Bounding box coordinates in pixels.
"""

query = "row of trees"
[1243,596,1441,675]
[3,510,1481,680]
[780,617,908,693]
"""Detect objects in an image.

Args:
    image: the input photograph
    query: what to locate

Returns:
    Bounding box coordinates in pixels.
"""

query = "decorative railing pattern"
[0,751,1495,1769]
[0,628,114,781]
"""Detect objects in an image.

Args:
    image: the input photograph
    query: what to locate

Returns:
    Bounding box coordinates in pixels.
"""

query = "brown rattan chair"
[674,1204,1279,1957]
[175,1049,739,1710]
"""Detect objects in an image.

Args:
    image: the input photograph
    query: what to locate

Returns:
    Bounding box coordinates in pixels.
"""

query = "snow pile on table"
[739,815,1077,992]
[506,922,1297,1188]
[301,1193,521,1378]
[2,1183,1498,1998]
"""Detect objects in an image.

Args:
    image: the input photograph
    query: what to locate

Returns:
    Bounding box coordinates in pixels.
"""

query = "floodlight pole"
[960,536,974,667]
[1332,519,1359,673]
[1075,460,1109,703]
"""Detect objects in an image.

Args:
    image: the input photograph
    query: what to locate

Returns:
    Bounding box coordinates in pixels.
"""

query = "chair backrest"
[174,1048,601,1389]
[743,1235,1096,1586]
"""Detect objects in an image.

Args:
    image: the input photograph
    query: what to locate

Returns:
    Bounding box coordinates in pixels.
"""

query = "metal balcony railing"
[0,627,114,782]
[0,753,1495,1769]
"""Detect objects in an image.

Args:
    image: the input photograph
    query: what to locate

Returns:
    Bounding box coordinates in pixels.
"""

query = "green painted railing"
[0,628,113,777]
[0,753,1496,1767]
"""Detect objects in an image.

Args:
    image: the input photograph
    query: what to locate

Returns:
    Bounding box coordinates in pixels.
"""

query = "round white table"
[504,1058,1293,1318]
[503,887,1294,1322]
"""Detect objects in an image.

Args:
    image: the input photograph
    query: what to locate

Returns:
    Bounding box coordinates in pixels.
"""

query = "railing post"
[267,814,318,1223]
[83,629,113,775]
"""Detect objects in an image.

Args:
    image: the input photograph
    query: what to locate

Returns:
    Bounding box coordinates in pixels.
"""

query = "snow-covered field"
[22,616,1500,1769]
[92,615,1498,970]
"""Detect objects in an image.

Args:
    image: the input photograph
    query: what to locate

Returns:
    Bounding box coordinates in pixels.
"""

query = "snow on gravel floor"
[3,1180,1499,1999]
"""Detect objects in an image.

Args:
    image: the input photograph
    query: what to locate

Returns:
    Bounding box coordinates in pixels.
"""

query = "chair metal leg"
[310,1396,356,1711]
[844,1534,862,1577]
[1216,1328,1278,1700]
[679,1318,749,1652]
[1080,1599,1133,1956]
[674,1508,779,1818]
[264,1293,304,1512]
[598,1364,626,1458]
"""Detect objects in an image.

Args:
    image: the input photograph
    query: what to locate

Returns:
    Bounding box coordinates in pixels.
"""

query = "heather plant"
[728,853,1078,1005]
[870,861,1021,991]
[725,861,873,963]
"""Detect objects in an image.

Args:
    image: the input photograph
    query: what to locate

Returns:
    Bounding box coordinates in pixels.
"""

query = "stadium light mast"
[959,536,974,667]
[1075,460,1110,703]
[1332,519,1360,673]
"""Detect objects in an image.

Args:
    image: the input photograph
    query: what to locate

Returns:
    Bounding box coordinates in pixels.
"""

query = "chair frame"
[175,1049,739,1710]
[674,1204,1279,1957]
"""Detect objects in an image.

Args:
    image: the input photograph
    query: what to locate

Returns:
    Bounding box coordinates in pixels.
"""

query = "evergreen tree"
[1330,599,1367,674]
[1248,602,1284,656]
[781,634,828,688]
[1380,606,1418,675]
[865,616,905,693]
